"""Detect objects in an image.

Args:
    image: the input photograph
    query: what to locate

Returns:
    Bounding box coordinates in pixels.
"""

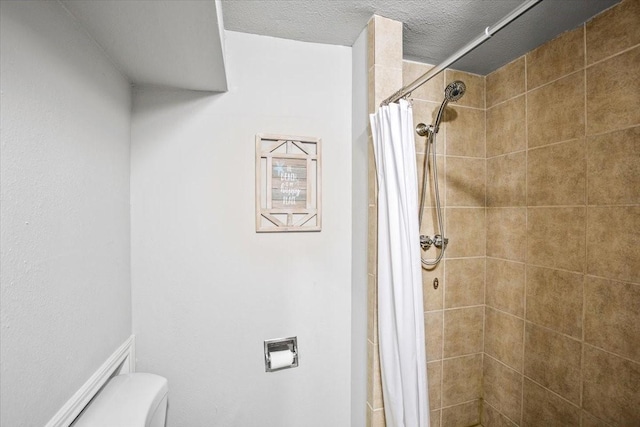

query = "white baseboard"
[45,335,136,427]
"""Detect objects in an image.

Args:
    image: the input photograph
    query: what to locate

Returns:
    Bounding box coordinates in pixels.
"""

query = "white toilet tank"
[73,373,168,427]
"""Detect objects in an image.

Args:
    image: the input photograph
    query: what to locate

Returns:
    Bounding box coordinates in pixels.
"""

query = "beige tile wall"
[366,15,403,427]
[367,2,639,426]
[406,59,487,427]
[484,1,640,425]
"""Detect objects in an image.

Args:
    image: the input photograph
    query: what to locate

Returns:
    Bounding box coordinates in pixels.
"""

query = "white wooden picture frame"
[256,134,322,232]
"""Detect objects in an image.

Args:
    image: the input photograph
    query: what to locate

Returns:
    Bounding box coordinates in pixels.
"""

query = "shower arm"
[380,0,542,107]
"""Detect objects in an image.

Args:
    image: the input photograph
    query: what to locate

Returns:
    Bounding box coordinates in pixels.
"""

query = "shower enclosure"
[366,1,640,425]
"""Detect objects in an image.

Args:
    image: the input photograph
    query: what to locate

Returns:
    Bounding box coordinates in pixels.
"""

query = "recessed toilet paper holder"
[264,336,298,372]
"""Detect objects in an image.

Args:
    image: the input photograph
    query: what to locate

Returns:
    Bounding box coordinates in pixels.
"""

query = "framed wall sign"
[256,134,322,232]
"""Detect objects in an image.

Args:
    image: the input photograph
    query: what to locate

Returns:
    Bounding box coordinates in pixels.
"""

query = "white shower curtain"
[370,100,429,427]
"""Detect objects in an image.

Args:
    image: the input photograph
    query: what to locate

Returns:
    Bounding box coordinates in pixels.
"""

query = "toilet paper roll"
[269,350,295,370]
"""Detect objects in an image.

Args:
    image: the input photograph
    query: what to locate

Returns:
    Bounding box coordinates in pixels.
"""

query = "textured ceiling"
[222,0,620,75]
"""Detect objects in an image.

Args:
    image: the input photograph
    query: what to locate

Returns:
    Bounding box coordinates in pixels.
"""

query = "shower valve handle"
[420,234,448,250]
[420,235,433,250]
[433,234,448,249]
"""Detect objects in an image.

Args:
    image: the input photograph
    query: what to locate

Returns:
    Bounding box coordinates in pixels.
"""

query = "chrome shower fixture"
[415,80,466,267]
[432,80,466,134]
[420,234,449,251]
[415,122,430,137]
[416,81,467,137]
[444,80,466,102]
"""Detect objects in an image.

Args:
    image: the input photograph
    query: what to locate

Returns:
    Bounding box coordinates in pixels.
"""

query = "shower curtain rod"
[381,0,542,106]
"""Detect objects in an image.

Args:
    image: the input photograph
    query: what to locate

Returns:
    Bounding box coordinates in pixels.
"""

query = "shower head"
[444,80,466,102]
[432,80,466,134]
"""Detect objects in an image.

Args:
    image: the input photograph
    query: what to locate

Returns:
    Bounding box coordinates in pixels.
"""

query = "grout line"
[586,122,640,138]
[582,411,616,427]
[585,203,640,208]
[485,305,524,322]
[486,91,525,111]
[583,342,640,366]
[585,41,640,69]
[525,136,586,152]
[581,22,588,418]
[440,255,485,260]
[580,339,586,424]
[525,204,588,209]
[480,63,489,425]
[441,304,486,312]
[439,398,483,411]
[584,273,640,287]
[485,256,526,267]
[525,67,585,95]
[521,52,529,427]
[483,68,488,410]
[440,204,487,209]
[449,103,485,112]
[484,353,521,376]
[440,154,486,160]
[483,67,488,418]
[524,319,583,343]
[410,98,442,107]
[486,148,527,160]
[486,132,600,160]
[480,352,485,424]
[410,97,487,113]
[524,375,581,409]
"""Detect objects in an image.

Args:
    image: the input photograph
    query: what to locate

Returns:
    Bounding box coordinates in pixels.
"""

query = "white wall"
[351,27,369,427]
[0,2,132,426]
[131,31,353,426]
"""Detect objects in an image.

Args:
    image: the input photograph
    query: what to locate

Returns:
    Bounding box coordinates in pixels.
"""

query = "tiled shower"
[367,0,639,425]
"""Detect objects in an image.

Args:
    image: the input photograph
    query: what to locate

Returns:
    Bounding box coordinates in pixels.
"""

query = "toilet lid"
[73,373,168,427]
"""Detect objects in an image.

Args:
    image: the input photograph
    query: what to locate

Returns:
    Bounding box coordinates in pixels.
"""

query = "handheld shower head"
[432,80,466,133]
[444,80,466,102]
